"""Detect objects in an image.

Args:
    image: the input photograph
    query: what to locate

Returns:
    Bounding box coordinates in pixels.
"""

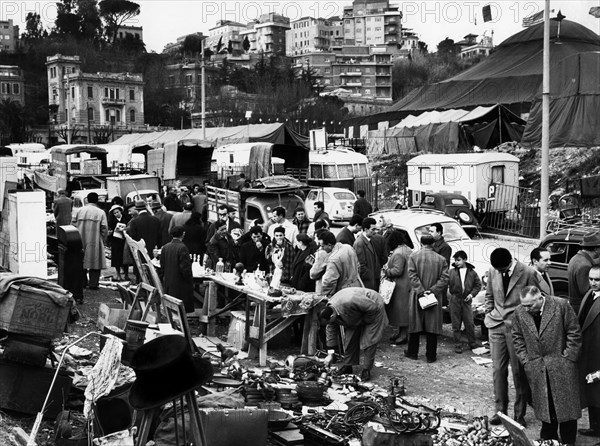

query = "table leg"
[258,301,267,366]
[301,308,319,355]
[199,281,217,336]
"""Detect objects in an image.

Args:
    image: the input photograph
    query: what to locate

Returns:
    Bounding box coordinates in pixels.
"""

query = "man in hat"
[53,189,73,227]
[151,200,173,247]
[577,265,600,438]
[512,286,581,446]
[568,232,600,314]
[72,192,108,293]
[159,226,195,313]
[530,247,554,297]
[318,287,388,381]
[485,247,537,426]
[405,235,449,363]
[169,201,193,233]
[127,200,161,259]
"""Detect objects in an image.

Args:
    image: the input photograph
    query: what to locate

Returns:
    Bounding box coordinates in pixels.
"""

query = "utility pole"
[66,69,71,144]
[201,40,206,139]
[540,0,550,238]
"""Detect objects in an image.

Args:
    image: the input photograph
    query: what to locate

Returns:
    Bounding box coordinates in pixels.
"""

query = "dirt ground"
[1,277,598,446]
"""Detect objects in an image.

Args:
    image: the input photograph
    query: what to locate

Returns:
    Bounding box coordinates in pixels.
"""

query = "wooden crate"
[0,285,71,339]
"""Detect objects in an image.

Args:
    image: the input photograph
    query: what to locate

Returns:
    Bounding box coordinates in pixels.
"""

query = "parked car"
[305,187,356,222]
[411,193,479,234]
[539,227,598,299]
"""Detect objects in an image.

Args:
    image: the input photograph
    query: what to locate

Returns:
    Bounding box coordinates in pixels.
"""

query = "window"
[334,192,355,200]
[419,167,431,185]
[129,89,135,100]
[324,165,337,179]
[12,83,19,94]
[307,190,319,200]
[129,109,135,122]
[87,86,93,98]
[491,165,505,183]
[310,164,323,179]
[88,108,94,121]
[442,167,456,185]
[71,86,75,98]
[247,205,262,221]
[1,83,9,94]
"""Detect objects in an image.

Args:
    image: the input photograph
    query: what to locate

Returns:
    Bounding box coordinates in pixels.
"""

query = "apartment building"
[341,0,403,48]
[116,25,144,43]
[0,19,19,53]
[240,13,290,56]
[286,17,342,56]
[206,20,246,55]
[0,65,25,105]
[46,54,145,130]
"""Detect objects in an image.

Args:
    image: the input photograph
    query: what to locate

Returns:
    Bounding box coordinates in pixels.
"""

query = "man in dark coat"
[512,286,581,446]
[127,200,161,259]
[354,217,386,291]
[206,219,237,267]
[313,201,330,225]
[205,204,242,242]
[405,235,449,363]
[239,226,268,272]
[163,187,183,212]
[485,248,537,427]
[159,226,195,313]
[292,207,311,235]
[336,214,362,246]
[151,200,173,247]
[319,287,388,381]
[568,232,600,314]
[577,265,600,438]
[429,222,452,266]
[353,190,372,218]
[290,234,318,292]
[531,247,554,297]
[53,189,73,226]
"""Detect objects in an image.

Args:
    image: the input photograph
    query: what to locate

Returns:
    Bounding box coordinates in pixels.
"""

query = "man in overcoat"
[72,192,108,294]
[354,217,385,291]
[319,287,388,381]
[577,265,600,438]
[53,189,72,226]
[568,232,600,314]
[485,247,538,426]
[318,231,362,297]
[531,247,554,297]
[405,235,449,363]
[127,200,161,259]
[159,226,195,313]
[512,286,581,446]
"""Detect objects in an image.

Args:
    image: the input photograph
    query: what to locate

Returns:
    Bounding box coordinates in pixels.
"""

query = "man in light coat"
[485,247,537,427]
[318,231,362,297]
[512,286,581,446]
[405,235,449,363]
[72,192,108,295]
[319,287,388,381]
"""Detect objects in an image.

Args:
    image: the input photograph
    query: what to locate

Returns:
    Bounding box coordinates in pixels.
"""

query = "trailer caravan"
[406,152,520,213]
[211,143,285,180]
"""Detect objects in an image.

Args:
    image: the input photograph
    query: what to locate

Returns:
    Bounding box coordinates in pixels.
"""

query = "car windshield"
[334,192,355,200]
[415,222,469,242]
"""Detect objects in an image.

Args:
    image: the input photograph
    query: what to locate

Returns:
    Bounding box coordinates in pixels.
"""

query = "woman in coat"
[382,230,413,344]
[290,234,318,292]
[107,204,130,281]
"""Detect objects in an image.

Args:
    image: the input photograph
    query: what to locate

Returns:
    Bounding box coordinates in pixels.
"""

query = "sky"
[2,0,599,53]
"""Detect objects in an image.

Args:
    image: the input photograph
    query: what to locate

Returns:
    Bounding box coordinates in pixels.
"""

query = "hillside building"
[240,13,290,56]
[0,65,25,105]
[0,19,20,53]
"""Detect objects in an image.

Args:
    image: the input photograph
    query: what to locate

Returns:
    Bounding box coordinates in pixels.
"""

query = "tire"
[456,210,473,224]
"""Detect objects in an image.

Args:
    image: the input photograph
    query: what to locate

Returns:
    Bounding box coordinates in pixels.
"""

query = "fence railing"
[352,174,403,211]
[480,183,541,238]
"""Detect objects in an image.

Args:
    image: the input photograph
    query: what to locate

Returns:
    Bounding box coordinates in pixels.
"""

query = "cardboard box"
[97,303,129,331]
[0,284,71,339]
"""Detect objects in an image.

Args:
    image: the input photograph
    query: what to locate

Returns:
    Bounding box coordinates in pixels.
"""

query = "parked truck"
[206,176,307,232]
[106,174,162,205]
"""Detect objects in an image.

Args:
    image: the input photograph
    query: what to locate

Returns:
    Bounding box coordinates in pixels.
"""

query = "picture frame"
[162,294,197,352]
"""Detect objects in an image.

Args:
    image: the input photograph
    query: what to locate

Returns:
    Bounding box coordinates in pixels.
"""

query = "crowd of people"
[59,184,600,446]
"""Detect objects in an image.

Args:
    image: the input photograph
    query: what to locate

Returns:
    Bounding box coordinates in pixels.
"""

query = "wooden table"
[194,272,324,366]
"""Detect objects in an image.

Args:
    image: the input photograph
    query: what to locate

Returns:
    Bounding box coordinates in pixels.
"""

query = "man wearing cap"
[318,287,388,381]
[127,200,161,259]
[568,232,600,314]
[151,200,173,247]
[159,226,195,313]
[267,206,298,246]
[53,189,72,227]
[169,201,194,233]
[485,247,537,426]
[72,192,108,293]
[577,265,600,438]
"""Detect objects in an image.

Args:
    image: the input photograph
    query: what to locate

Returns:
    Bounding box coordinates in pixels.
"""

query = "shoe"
[391,337,408,346]
[337,365,353,375]
[515,417,527,427]
[578,428,600,437]
[454,345,463,354]
[360,369,371,381]
[403,350,418,360]
[390,332,401,342]
[426,357,437,363]
[489,414,503,425]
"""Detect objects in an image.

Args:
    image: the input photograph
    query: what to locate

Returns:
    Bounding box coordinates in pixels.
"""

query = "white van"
[308,147,370,188]
[211,143,285,180]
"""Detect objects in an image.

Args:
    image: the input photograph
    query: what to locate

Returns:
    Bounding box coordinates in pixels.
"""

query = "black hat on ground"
[128,335,213,410]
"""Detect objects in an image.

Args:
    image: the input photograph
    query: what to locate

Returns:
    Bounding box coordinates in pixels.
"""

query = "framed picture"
[162,294,196,352]
[128,282,159,322]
